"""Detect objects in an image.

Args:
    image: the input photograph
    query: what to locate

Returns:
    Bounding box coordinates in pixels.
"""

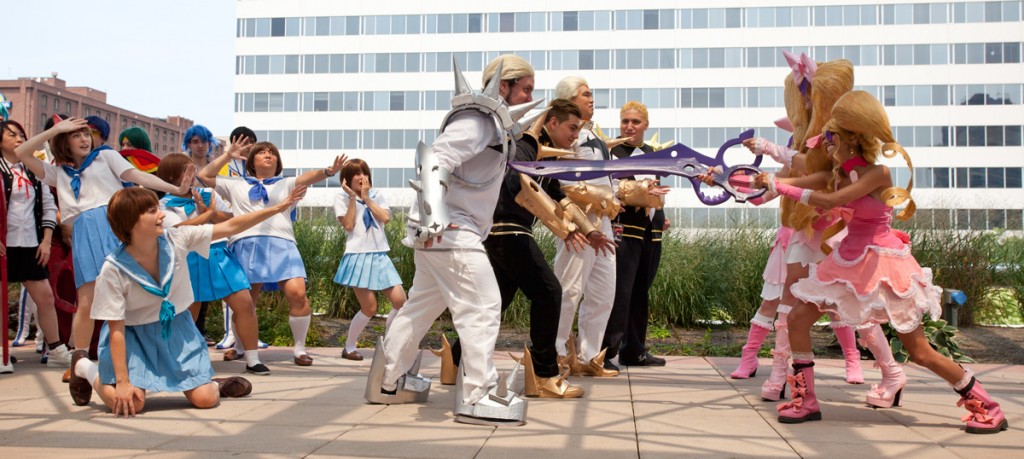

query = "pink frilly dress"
[790,195,942,333]
[760,226,794,300]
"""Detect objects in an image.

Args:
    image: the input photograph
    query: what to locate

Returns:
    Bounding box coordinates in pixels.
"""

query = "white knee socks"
[346,312,372,353]
[289,314,311,357]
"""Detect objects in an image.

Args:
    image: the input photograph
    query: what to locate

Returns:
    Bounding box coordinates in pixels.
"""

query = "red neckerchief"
[841,156,870,174]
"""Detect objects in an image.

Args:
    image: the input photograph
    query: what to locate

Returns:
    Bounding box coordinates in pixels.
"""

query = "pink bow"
[805,134,822,149]
[774,117,794,133]
[957,398,993,423]
[782,51,817,97]
[892,229,911,244]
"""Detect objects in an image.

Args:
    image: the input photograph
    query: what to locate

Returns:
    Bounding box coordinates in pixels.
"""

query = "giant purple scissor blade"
[510,129,766,205]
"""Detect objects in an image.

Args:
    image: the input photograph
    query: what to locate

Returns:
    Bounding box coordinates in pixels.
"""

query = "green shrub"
[884,319,973,363]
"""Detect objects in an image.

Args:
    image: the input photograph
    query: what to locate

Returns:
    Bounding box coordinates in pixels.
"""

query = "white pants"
[383,249,501,405]
[553,216,616,361]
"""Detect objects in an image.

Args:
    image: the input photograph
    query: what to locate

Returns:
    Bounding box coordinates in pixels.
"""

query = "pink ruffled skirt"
[790,243,942,333]
[760,226,794,300]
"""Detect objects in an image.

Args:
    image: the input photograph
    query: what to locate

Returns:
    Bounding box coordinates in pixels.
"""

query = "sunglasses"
[824,130,835,143]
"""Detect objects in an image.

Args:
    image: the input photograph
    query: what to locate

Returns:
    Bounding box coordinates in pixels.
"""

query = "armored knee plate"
[364,337,431,404]
[452,359,528,426]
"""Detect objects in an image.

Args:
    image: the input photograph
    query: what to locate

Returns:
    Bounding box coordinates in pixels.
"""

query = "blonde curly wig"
[824,90,916,220]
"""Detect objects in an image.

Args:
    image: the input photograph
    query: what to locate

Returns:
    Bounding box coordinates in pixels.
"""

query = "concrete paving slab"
[0,345,1019,458]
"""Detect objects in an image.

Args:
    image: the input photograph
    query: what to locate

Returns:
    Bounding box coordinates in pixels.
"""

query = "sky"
[6,1,236,133]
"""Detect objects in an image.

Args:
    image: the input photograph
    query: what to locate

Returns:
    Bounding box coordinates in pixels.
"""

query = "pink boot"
[760,315,789,401]
[777,360,822,423]
[860,325,906,408]
[833,324,864,384]
[731,319,771,379]
[956,376,1009,434]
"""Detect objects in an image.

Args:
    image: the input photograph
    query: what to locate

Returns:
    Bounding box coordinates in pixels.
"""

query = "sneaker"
[603,358,621,373]
[47,344,73,368]
[619,352,666,367]
[258,340,269,349]
[245,363,271,375]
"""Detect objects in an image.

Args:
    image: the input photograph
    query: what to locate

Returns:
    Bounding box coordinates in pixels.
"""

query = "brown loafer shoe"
[69,350,92,406]
[223,349,243,361]
[294,354,313,366]
[341,349,363,361]
[62,368,72,383]
[213,376,252,397]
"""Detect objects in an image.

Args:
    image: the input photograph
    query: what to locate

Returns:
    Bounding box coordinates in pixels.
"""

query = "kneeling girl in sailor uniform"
[156,153,269,375]
[71,185,305,416]
[333,159,406,361]
[15,116,193,405]
[198,141,346,367]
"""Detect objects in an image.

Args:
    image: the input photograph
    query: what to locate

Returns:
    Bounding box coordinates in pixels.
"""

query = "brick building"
[0,73,193,156]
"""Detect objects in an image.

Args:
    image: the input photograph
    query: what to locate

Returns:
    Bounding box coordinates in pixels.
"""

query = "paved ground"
[0,344,1019,458]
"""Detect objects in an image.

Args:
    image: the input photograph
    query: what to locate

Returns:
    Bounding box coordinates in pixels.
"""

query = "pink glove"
[752,138,796,167]
[774,180,811,204]
[728,174,776,206]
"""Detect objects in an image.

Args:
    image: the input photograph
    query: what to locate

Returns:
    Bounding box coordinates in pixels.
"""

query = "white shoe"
[46,344,73,368]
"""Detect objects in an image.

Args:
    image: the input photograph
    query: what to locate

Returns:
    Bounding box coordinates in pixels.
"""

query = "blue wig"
[182,124,220,157]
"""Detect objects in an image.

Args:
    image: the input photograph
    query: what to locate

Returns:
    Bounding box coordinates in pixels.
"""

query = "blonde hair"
[825,91,916,220]
[785,59,855,243]
[619,100,649,123]
[482,54,534,88]
[555,76,589,100]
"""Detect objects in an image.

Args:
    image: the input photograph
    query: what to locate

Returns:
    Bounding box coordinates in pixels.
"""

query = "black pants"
[451,233,562,377]
[603,235,662,361]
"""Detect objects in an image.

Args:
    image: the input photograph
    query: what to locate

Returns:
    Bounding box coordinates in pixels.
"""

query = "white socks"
[289,314,311,357]
[245,350,261,367]
[792,352,815,361]
[346,312,372,353]
[75,357,100,390]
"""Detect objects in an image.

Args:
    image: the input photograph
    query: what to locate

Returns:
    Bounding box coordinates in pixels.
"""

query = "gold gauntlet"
[617,179,665,209]
[514,175,577,239]
[560,183,622,219]
[559,198,598,235]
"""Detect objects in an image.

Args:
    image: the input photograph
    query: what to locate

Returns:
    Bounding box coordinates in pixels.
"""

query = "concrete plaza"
[0,345,1019,458]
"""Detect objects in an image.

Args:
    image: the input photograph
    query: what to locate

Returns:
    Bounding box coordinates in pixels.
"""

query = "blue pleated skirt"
[98,312,214,392]
[333,252,403,290]
[188,241,251,302]
[230,236,307,284]
[72,206,121,287]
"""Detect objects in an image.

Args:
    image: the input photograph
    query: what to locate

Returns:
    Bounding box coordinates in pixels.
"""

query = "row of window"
[659,207,1024,231]
[37,95,180,152]
[234,42,1023,76]
[249,124,1024,152]
[278,166,1022,193]
[233,84,1024,115]
[236,2,1023,37]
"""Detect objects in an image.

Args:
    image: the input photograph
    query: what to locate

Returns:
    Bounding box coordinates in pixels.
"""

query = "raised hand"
[176,164,197,195]
[54,117,90,134]
[341,178,356,198]
[226,135,254,160]
[325,154,348,177]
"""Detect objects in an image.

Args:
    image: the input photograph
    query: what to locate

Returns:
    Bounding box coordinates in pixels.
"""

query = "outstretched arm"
[211,186,307,240]
[199,136,253,187]
[762,166,892,210]
[295,154,348,188]
[122,165,194,196]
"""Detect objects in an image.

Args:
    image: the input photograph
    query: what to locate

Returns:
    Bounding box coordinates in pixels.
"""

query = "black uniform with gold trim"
[603,142,666,364]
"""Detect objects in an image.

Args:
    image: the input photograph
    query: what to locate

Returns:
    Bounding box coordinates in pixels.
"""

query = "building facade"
[0,74,193,156]
[233,0,1024,230]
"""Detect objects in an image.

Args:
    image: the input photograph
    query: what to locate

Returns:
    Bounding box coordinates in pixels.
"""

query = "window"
[271,17,284,36]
